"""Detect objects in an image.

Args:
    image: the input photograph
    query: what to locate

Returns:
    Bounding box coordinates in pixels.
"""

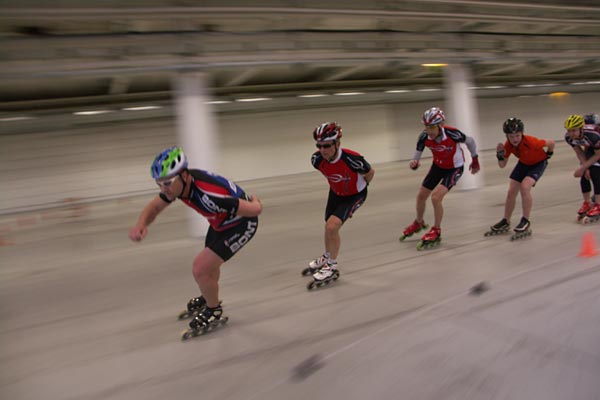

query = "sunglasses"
[156,175,179,188]
[315,142,334,149]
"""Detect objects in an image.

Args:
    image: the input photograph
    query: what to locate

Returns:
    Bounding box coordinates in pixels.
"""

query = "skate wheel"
[484,231,491,237]
[181,329,198,341]
[399,235,407,242]
[301,267,312,277]
[332,271,340,281]
[307,281,316,290]
[177,310,192,320]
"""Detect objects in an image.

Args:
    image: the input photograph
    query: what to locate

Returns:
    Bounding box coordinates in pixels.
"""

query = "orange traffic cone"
[578,232,598,258]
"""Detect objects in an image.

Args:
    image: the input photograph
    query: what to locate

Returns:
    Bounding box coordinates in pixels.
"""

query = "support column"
[443,64,483,190]
[172,72,219,238]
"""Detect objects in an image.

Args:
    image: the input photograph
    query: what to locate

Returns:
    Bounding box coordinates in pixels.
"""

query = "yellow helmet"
[564,114,585,129]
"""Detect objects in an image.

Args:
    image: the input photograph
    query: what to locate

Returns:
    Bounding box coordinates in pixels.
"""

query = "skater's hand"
[496,143,505,153]
[469,156,480,174]
[409,160,420,170]
[129,225,147,242]
[574,166,587,178]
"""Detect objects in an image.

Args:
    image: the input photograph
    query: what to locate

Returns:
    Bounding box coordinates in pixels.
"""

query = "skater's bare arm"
[363,168,375,184]
[544,139,555,155]
[129,195,170,242]
[237,194,263,217]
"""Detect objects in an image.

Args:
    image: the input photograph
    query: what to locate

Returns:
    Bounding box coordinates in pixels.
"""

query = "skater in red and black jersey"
[400,107,480,249]
[304,122,374,286]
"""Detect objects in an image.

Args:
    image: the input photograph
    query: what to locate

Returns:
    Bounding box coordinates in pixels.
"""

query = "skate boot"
[181,304,228,340]
[302,254,329,276]
[511,217,532,241]
[307,262,340,290]
[399,220,429,241]
[484,218,510,236]
[582,203,600,224]
[577,201,592,222]
[177,295,206,320]
[417,226,441,250]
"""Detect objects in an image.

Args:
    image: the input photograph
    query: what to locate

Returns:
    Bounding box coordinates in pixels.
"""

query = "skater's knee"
[192,262,213,282]
[325,217,342,234]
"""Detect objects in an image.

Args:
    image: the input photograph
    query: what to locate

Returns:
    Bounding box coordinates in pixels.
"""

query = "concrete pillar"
[172,72,219,238]
[443,64,483,190]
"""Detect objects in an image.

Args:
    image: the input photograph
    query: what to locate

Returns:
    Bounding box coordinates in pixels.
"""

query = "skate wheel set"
[305,269,340,290]
[416,238,441,251]
[510,229,532,241]
[398,224,428,242]
[180,317,229,341]
[301,266,316,277]
[483,227,510,237]
[579,215,600,224]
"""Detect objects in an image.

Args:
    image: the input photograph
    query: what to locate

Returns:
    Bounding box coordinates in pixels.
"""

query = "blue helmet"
[150,146,188,179]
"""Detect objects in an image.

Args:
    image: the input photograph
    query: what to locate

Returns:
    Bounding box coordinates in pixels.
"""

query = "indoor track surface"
[2,149,600,400]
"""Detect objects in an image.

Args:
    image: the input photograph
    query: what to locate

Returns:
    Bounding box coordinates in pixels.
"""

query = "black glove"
[496,150,505,161]
[546,151,553,159]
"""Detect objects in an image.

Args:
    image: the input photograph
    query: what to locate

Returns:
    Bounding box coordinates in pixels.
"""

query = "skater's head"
[584,113,599,126]
[564,114,585,139]
[313,122,342,161]
[151,146,189,199]
[503,117,524,146]
[421,107,445,139]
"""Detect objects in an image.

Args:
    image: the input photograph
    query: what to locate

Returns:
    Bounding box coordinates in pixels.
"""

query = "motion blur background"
[1,0,599,213]
[1,2,600,400]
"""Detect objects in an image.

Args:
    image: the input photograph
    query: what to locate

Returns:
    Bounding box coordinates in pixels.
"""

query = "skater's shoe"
[177,295,207,319]
[586,203,600,217]
[189,304,223,331]
[313,262,338,281]
[303,254,329,276]
[400,220,428,241]
[578,201,592,215]
[485,218,510,236]
[514,217,530,233]
[421,226,441,242]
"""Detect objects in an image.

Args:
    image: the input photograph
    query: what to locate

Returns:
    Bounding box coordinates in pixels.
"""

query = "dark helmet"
[503,117,524,134]
[584,113,599,125]
[313,122,342,142]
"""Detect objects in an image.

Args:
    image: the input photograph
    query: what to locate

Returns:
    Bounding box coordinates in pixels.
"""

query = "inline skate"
[510,217,532,241]
[484,218,510,236]
[399,220,428,241]
[181,304,228,340]
[577,201,592,223]
[177,296,206,320]
[581,203,600,224]
[417,226,441,250]
[302,254,329,276]
[307,263,340,290]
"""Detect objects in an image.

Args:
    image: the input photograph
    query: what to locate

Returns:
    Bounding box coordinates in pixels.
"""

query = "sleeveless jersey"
[159,169,250,231]
[416,126,467,169]
[311,148,372,196]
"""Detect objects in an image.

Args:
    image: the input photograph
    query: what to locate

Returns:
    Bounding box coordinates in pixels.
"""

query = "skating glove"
[469,156,480,172]
[545,150,553,159]
[496,150,505,161]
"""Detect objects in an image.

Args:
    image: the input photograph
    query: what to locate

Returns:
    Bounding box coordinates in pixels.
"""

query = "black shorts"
[325,189,367,223]
[422,164,464,191]
[509,160,547,183]
[205,217,258,262]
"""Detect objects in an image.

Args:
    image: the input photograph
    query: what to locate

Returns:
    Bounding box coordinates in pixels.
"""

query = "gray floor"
[2,149,600,400]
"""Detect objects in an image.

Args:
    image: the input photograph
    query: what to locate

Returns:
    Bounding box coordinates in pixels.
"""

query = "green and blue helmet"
[150,146,188,179]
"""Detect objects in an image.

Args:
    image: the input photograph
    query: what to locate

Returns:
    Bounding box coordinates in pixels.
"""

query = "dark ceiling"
[1,0,600,111]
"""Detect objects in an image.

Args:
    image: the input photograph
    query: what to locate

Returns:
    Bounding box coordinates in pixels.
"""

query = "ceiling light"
[333,92,365,96]
[235,97,271,102]
[416,88,440,92]
[0,116,35,122]
[421,63,448,67]
[483,85,506,89]
[385,89,411,93]
[298,94,329,98]
[73,110,113,116]
[122,105,162,111]
[205,100,232,105]
[549,92,570,98]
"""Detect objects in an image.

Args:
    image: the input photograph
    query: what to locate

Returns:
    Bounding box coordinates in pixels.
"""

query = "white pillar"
[443,64,484,190]
[172,72,219,238]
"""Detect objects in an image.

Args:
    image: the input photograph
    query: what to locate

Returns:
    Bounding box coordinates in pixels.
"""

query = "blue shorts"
[205,217,258,261]
[509,160,547,183]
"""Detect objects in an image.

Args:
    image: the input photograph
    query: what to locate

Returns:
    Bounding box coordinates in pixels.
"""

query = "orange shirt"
[504,135,547,165]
